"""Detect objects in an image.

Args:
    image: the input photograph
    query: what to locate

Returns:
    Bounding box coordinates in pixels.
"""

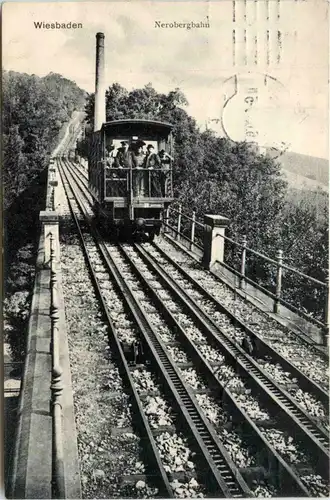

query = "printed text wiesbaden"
[34,21,83,29]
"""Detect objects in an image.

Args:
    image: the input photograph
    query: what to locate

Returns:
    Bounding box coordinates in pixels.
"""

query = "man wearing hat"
[132,140,147,196]
[112,141,132,196]
[159,149,173,165]
[105,144,115,167]
[145,144,161,169]
[132,140,146,168]
[144,144,162,196]
[115,141,133,168]
[159,150,173,197]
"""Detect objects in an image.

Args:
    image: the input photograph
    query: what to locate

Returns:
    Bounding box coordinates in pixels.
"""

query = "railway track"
[148,242,329,399]
[134,243,329,433]
[74,161,89,182]
[58,159,252,498]
[114,243,328,487]
[59,159,329,496]
[59,160,175,497]
[161,236,329,375]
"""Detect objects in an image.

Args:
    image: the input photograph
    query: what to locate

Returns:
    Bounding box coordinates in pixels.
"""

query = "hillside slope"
[282,167,328,192]
[275,150,328,188]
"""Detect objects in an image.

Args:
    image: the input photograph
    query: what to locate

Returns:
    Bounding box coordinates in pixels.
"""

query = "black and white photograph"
[2,1,329,498]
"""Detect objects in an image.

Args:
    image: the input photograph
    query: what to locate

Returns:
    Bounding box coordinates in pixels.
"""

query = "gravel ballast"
[154,240,329,390]
[61,234,159,498]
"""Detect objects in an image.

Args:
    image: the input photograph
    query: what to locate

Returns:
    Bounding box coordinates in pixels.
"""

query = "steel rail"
[65,160,89,188]
[59,160,251,498]
[117,244,312,497]
[100,243,251,498]
[58,160,174,498]
[152,242,329,404]
[132,243,329,480]
[73,162,89,183]
[64,159,89,193]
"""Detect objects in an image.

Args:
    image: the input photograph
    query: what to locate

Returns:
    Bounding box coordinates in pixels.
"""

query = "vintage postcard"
[2,1,329,499]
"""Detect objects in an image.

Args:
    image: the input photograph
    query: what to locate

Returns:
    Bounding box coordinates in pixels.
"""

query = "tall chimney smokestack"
[94,32,106,132]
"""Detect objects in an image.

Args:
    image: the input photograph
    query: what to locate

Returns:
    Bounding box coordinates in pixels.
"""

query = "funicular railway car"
[88,118,174,240]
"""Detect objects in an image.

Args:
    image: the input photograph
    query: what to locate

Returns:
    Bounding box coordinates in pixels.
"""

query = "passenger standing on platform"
[145,144,161,169]
[104,145,117,196]
[132,140,146,168]
[159,149,173,197]
[105,145,115,167]
[159,149,173,170]
[132,140,146,196]
[113,141,131,196]
[116,141,132,168]
[144,145,161,196]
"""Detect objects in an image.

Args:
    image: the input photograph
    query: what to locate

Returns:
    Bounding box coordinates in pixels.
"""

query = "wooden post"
[190,211,196,251]
[273,249,283,314]
[323,276,329,347]
[49,234,66,499]
[177,203,182,241]
[240,234,247,289]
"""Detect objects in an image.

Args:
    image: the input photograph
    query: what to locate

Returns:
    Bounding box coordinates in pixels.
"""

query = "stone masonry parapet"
[9,157,81,498]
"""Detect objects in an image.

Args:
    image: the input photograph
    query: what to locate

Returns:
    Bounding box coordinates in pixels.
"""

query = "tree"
[3,69,86,362]
[278,191,328,320]
[3,126,27,201]
[3,70,86,207]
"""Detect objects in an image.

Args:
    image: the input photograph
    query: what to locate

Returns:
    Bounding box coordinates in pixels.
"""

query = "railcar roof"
[101,119,173,134]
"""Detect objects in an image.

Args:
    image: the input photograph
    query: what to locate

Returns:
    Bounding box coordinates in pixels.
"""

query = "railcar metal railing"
[104,166,173,199]
[163,203,329,342]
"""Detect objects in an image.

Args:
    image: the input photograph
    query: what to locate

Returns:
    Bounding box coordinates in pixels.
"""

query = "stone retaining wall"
[9,158,81,498]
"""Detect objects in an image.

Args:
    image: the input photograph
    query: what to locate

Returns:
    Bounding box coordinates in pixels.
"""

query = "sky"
[2,0,329,159]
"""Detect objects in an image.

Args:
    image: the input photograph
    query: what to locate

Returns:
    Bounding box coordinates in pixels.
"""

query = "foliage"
[3,242,36,362]
[3,70,86,208]
[279,190,328,320]
[4,292,31,362]
[3,125,27,200]
[3,169,48,362]
[3,70,86,361]
[84,83,188,125]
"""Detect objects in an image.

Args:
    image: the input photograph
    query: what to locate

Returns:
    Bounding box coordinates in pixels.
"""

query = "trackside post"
[202,214,230,269]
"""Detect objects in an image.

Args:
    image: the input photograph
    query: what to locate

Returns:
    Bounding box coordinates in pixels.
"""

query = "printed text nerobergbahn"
[155,20,210,29]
